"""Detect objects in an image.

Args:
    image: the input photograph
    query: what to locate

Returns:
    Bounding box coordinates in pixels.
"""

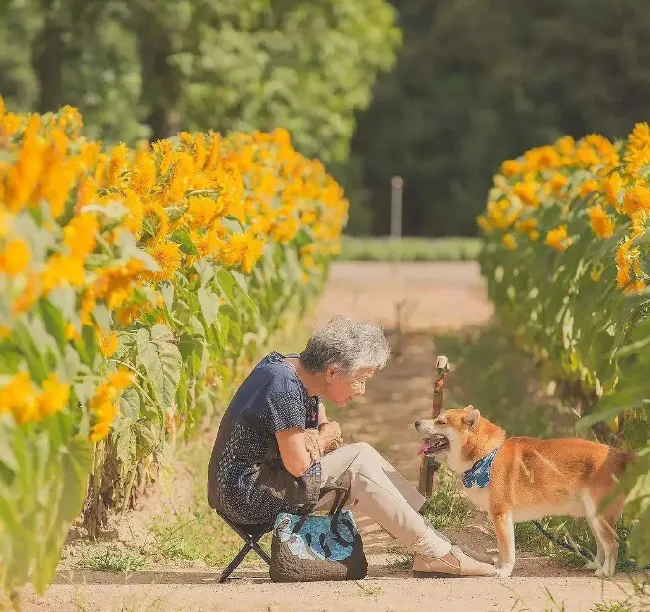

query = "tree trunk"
[147,102,182,141]
[34,0,64,113]
[139,30,182,140]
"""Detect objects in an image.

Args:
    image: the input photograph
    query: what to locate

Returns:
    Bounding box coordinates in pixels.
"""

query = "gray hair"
[299,315,391,375]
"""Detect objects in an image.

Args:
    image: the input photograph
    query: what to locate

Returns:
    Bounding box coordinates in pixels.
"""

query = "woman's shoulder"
[263,351,299,364]
[251,352,303,396]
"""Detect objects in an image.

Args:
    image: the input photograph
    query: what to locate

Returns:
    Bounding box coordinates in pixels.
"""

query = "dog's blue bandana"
[462,446,500,489]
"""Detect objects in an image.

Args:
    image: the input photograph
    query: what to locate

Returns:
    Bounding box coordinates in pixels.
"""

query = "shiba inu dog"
[415,406,635,577]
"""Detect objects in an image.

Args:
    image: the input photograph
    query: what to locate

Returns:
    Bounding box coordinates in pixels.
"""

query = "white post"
[390,175,403,261]
[390,175,404,289]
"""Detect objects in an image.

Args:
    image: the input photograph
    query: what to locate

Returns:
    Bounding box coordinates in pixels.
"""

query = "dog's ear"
[463,406,481,431]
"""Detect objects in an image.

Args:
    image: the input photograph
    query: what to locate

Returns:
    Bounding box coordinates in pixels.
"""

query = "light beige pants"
[314,442,452,558]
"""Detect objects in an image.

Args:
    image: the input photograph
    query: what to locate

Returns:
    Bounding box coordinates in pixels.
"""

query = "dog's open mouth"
[418,435,450,456]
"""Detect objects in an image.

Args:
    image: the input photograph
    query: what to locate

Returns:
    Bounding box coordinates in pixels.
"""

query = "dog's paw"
[496,565,514,578]
[583,560,601,572]
[594,566,614,579]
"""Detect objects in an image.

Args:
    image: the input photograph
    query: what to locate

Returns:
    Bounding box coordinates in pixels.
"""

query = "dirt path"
[22,262,644,612]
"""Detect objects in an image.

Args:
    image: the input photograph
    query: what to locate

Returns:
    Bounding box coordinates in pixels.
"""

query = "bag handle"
[292,483,350,534]
[328,485,350,517]
[328,484,351,536]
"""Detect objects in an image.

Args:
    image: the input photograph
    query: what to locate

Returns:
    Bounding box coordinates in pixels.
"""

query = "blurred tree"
[0,0,41,109]
[0,0,400,161]
[349,0,650,236]
[181,0,401,162]
[0,0,147,143]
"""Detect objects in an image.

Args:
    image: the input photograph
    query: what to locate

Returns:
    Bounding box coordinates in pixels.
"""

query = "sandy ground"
[314,261,492,330]
[21,262,647,612]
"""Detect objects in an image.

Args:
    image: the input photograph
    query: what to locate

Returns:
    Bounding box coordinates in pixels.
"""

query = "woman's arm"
[275,421,342,477]
[275,428,313,477]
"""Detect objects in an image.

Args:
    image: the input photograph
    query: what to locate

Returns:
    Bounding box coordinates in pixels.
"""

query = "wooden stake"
[418,355,450,497]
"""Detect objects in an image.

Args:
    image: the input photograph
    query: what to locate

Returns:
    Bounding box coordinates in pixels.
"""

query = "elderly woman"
[207,315,496,577]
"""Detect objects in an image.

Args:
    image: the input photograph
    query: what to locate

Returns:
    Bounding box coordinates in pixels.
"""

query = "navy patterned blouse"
[207,352,321,525]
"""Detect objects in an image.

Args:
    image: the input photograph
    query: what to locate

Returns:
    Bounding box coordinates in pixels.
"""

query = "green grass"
[145,505,268,568]
[387,555,412,571]
[592,602,636,612]
[421,465,473,531]
[354,581,384,597]
[434,324,638,570]
[513,516,634,571]
[338,236,482,262]
[77,547,146,572]
[542,588,568,612]
[140,420,270,568]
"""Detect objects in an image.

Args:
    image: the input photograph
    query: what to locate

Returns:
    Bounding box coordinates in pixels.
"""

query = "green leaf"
[230,270,248,294]
[58,344,85,381]
[179,333,202,362]
[92,303,112,334]
[170,228,200,255]
[120,387,141,423]
[161,283,174,311]
[197,287,220,323]
[82,324,98,368]
[136,325,182,411]
[81,200,127,220]
[221,218,243,233]
[31,436,93,594]
[113,388,141,468]
[0,418,18,472]
[73,377,95,407]
[576,405,626,433]
[294,227,316,249]
[216,311,230,346]
[115,228,161,272]
[623,417,650,451]
[194,260,216,286]
[134,422,160,460]
[151,323,175,345]
[217,268,258,315]
[47,287,76,324]
[13,322,49,382]
[38,299,67,351]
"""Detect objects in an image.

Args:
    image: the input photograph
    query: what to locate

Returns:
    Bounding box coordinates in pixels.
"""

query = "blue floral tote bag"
[269,485,367,582]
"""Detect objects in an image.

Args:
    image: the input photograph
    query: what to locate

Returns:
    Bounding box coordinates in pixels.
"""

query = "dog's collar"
[462,446,501,489]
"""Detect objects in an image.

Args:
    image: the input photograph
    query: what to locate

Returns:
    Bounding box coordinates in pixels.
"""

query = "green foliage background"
[347,0,650,236]
[0,0,400,163]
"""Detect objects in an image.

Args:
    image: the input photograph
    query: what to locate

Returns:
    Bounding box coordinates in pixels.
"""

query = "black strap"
[292,484,350,535]
[328,485,351,516]
[328,485,351,535]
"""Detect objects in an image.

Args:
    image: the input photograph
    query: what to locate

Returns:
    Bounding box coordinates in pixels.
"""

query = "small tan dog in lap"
[415,406,635,578]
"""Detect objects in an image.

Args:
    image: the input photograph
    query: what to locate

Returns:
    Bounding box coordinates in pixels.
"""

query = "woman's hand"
[318,421,343,454]
[303,429,322,464]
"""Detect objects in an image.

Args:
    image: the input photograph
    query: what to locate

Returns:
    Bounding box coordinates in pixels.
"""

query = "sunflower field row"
[0,98,347,597]
[477,125,650,563]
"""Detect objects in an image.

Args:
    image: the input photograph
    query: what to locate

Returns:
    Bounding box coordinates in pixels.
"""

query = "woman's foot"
[412,545,498,577]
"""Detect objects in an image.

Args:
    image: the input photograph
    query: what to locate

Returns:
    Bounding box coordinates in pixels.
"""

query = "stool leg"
[251,541,271,565]
[219,542,252,583]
